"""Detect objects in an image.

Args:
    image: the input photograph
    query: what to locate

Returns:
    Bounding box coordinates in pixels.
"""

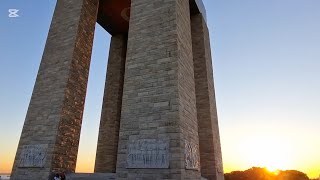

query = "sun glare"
[238,136,294,171]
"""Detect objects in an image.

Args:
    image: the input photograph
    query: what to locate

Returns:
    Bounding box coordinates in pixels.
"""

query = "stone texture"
[115,0,201,179]
[18,144,47,168]
[11,0,99,179]
[66,173,116,180]
[185,140,200,170]
[12,0,225,179]
[191,14,224,180]
[95,34,127,173]
[127,139,169,169]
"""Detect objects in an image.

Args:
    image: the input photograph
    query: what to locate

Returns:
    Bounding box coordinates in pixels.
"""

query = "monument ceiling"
[97,0,206,35]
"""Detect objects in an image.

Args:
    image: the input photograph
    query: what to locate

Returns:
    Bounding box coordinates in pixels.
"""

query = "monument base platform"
[66,173,115,180]
[65,173,208,180]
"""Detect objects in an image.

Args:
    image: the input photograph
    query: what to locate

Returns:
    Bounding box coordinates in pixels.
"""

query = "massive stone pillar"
[115,0,201,179]
[191,14,224,180]
[12,0,224,179]
[11,0,99,179]
[95,34,127,173]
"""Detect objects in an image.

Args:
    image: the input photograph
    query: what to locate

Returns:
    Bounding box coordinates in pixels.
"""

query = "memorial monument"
[11,0,224,179]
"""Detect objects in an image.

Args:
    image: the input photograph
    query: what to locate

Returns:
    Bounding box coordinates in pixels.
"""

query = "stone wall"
[11,0,99,179]
[115,0,201,179]
[95,34,127,173]
[191,14,224,180]
[11,0,224,179]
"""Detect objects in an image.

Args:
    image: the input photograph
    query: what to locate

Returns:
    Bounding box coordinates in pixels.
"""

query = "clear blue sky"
[0,0,319,177]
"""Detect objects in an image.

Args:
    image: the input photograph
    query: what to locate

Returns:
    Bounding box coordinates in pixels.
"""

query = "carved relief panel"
[127,139,169,169]
[19,144,47,168]
[185,140,200,170]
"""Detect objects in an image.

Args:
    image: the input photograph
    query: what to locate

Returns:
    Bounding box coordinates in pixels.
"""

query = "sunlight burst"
[238,136,294,171]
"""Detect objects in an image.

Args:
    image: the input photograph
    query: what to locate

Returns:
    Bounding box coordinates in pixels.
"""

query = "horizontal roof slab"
[97,0,131,35]
[97,0,206,35]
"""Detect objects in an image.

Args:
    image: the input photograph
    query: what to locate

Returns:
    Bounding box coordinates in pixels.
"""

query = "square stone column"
[115,0,201,179]
[191,14,224,180]
[95,34,127,173]
[11,0,99,179]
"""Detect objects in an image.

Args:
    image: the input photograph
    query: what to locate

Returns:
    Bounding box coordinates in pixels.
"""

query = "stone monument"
[11,0,224,179]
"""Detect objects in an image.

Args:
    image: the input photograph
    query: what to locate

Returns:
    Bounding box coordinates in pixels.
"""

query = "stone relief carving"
[19,144,47,168]
[213,139,224,173]
[216,156,224,173]
[127,139,169,169]
[185,140,200,170]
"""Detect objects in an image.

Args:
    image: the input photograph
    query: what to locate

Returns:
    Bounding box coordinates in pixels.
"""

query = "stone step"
[65,173,116,180]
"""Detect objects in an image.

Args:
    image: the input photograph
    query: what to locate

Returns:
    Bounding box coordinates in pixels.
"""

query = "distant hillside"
[225,167,311,180]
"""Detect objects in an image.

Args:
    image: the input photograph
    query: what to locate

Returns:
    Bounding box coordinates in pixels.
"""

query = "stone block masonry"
[191,14,224,180]
[11,0,99,179]
[115,0,201,179]
[11,0,224,179]
[95,34,127,173]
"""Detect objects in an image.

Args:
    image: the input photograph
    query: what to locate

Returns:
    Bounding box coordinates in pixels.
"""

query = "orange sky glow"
[1,0,320,179]
[2,128,319,178]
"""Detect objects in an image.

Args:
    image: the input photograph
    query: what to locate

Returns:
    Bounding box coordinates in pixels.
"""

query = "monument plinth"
[11,0,224,179]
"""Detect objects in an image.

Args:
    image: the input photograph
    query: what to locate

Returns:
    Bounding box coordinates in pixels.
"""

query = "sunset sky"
[0,0,319,178]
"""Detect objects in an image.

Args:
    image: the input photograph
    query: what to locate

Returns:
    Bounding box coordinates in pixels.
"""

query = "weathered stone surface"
[191,13,224,180]
[12,0,224,179]
[66,173,116,180]
[95,34,127,173]
[127,139,169,169]
[116,0,201,179]
[18,144,47,168]
[11,0,99,179]
[185,140,200,170]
